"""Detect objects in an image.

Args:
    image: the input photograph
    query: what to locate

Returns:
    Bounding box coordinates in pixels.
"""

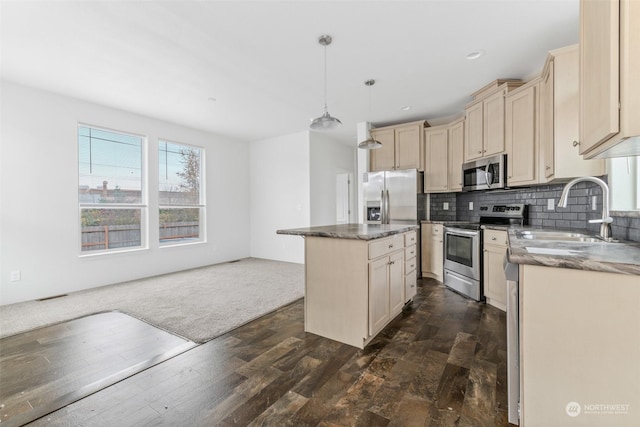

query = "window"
[159,140,204,245]
[78,126,146,252]
[608,156,640,211]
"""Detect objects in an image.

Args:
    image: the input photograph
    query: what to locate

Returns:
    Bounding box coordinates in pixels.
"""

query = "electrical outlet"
[443,202,449,210]
[10,270,21,282]
[592,196,597,210]
[547,199,555,211]
[469,201,473,210]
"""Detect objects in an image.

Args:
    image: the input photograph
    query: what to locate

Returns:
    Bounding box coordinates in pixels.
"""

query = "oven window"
[446,234,473,267]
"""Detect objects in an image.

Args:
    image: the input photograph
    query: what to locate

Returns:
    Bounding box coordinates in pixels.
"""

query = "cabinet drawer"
[484,229,508,246]
[369,235,404,259]
[404,231,417,246]
[404,244,417,260]
[405,257,417,274]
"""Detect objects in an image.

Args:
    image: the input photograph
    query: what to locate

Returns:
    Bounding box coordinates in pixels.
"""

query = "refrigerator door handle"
[385,190,390,224]
[380,190,385,224]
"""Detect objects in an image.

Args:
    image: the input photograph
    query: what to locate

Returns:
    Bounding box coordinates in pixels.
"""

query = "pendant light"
[358,79,383,150]
[310,35,342,131]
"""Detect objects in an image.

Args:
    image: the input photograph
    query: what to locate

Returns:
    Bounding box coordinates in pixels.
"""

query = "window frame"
[158,139,206,247]
[78,123,148,255]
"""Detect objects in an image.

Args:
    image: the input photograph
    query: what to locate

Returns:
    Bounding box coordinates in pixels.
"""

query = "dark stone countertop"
[507,227,640,275]
[277,223,418,241]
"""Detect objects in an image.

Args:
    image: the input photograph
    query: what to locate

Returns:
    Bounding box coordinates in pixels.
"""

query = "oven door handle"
[445,229,479,237]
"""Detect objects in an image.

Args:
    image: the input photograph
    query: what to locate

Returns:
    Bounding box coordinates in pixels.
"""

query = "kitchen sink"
[515,230,604,243]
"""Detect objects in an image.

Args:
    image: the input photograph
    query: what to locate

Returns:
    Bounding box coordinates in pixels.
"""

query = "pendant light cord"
[323,43,328,111]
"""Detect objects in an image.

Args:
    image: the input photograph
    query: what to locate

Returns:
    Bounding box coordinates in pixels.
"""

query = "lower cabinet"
[483,229,508,311]
[422,223,444,282]
[369,250,404,337]
[304,231,412,349]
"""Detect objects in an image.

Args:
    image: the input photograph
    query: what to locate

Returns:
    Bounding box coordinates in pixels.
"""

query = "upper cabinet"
[424,118,464,193]
[505,80,539,187]
[370,120,429,172]
[464,80,523,162]
[579,0,640,158]
[540,45,605,180]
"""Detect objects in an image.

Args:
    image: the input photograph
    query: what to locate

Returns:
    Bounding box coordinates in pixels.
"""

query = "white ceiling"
[0,0,579,145]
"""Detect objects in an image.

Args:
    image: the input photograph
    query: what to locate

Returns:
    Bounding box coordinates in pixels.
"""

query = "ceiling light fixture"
[310,35,342,131]
[401,106,412,111]
[358,79,382,150]
[466,50,484,60]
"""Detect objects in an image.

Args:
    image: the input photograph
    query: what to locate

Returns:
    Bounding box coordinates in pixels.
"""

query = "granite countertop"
[277,223,418,241]
[507,227,640,275]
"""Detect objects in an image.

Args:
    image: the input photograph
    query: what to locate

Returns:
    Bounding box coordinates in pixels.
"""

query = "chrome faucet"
[557,176,613,241]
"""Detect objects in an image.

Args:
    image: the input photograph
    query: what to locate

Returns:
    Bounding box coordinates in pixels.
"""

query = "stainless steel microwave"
[462,154,507,191]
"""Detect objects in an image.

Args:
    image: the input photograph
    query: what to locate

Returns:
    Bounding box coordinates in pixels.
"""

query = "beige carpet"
[0,258,304,343]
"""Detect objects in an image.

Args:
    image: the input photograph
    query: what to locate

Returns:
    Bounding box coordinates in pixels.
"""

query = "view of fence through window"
[158,141,203,245]
[78,126,145,252]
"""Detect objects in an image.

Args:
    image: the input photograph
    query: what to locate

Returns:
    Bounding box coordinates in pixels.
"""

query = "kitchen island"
[277,224,418,348]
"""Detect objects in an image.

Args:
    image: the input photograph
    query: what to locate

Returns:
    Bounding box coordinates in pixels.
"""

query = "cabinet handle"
[491,237,497,241]
[477,150,482,154]
[572,140,579,147]
[388,244,394,249]
[545,166,551,170]
[389,260,395,265]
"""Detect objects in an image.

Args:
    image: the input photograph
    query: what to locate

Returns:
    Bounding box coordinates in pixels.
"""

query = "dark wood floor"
[0,312,195,427]
[11,279,510,426]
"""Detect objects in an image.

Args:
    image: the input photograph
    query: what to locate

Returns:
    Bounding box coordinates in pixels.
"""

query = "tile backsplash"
[429,180,640,242]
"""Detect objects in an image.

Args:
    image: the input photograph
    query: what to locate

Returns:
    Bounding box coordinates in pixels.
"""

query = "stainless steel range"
[443,204,528,301]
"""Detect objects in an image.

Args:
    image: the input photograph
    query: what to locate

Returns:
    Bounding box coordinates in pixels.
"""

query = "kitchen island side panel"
[304,236,369,348]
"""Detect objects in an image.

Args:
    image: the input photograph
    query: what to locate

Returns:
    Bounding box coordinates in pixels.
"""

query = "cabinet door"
[369,256,390,336]
[483,244,507,310]
[579,0,620,154]
[448,120,464,192]
[369,128,396,172]
[483,89,506,157]
[421,225,431,276]
[424,127,449,192]
[540,61,555,179]
[506,84,538,186]
[430,225,444,282]
[464,102,484,161]
[389,251,405,317]
[396,124,422,170]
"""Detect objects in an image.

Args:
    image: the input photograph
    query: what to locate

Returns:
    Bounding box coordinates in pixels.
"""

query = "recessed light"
[400,106,411,111]
[207,97,217,102]
[466,50,484,60]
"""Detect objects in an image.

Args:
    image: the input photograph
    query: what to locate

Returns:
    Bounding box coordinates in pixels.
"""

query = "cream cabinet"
[539,45,605,180]
[519,264,640,426]
[579,0,640,158]
[421,223,443,282]
[424,118,464,193]
[303,231,413,349]
[404,231,418,301]
[369,249,403,336]
[370,120,428,172]
[505,81,539,186]
[482,229,508,311]
[464,81,523,162]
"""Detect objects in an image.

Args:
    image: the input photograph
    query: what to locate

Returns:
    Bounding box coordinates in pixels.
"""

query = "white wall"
[249,132,310,263]
[309,132,356,226]
[0,81,251,305]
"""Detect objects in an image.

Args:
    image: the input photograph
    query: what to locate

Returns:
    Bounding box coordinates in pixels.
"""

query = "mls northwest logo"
[566,401,582,417]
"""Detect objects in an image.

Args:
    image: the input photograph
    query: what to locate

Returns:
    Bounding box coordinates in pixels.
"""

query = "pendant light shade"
[310,35,342,131]
[358,79,383,150]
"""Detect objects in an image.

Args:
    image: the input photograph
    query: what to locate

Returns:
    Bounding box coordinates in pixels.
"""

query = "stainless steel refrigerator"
[363,169,425,275]
[363,169,423,225]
